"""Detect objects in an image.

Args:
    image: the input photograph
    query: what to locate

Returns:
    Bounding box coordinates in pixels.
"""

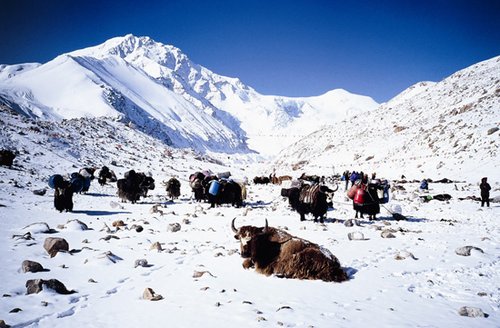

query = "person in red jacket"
[480,177,491,207]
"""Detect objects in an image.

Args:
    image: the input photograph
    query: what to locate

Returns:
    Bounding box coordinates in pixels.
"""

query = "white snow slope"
[0,34,379,156]
[0,108,499,328]
[273,56,500,183]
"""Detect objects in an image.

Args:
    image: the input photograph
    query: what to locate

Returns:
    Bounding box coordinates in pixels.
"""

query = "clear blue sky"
[1,0,499,102]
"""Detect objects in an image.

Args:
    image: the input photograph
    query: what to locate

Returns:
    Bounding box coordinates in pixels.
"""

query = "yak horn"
[263,219,268,233]
[332,184,339,192]
[231,217,238,233]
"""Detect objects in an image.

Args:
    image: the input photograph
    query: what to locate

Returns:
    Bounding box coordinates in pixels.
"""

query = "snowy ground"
[0,162,498,327]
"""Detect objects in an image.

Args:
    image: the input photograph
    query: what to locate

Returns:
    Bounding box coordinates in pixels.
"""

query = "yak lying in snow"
[232,218,347,282]
[281,184,338,222]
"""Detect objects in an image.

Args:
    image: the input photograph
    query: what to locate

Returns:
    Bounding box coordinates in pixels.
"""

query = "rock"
[487,127,499,135]
[22,222,52,234]
[134,259,149,268]
[26,279,75,295]
[143,288,163,301]
[64,219,89,231]
[458,306,487,318]
[8,308,21,313]
[32,188,47,196]
[348,232,366,241]
[455,246,484,256]
[43,237,69,258]
[394,251,418,260]
[0,320,10,328]
[150,242,163,252]
[112,220,126,228]
[381,230,396,238]
[167,223,181,232]
[21,260,47,273]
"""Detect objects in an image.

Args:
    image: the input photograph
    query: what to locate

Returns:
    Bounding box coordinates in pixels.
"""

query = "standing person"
[343,170,350,191]
[480,177,491,207]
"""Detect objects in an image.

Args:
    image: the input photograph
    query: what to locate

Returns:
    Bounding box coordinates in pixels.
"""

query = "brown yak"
[231,218,347,282]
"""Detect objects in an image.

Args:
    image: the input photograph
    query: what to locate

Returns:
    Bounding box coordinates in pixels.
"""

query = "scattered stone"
[88,278,98,283]
[22,222,53,234]
[98,251,123,263]
[276,306,293,311]
[100,235,120,241]
[167,223,181,232]
[40,301,49,307]
[487,127,499,135]
[394,251,418,260]
[82,239,90,244]
[8,308,22,313]
[458,306,487,318]
[348,232,366,241]
[477,292,488,297]
[112,220,126,228]
[134,259,149,268]
[150,242,163,252]
[21,260,47,273]
[215,302,222,307]
[0,320,10,328]
[130,224,143,232]
[242,300,253,305]
[381,230,396,238]
[43,237,69,258]
[143,288,163,301]
[32,188,47,196]
[182,218,191,225]
[257,316,267,322]
[64,219,89,231]
[12,232,34,241]
[26,279,75,295]
[193,270,216,278]
[455,246,484,256]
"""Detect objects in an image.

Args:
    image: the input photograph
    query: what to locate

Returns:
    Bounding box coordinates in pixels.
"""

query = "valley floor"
[0,170,498,328]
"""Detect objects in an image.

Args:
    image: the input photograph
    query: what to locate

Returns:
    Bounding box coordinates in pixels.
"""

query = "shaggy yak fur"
[253,176,271,184]
[165,177,181,200]
[54,180,75,212]
[232,219,347,282]
[0,149,16,167]
[117,170,155,203]
[282,184,338,222]
[208,179,243,208]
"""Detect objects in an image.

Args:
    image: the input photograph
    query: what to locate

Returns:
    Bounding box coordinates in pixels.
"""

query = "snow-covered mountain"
[273,56,500,183]
[0,34,378,156]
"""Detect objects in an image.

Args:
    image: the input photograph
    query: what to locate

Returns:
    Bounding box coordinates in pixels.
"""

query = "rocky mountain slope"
[272,56,500,183]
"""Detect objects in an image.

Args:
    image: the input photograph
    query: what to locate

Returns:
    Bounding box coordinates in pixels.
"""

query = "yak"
[48,175,80,213]
[232,218,347,282]
[253,176,271,184]
[208,179,243,208]
[282,184,338,223]
[0,149,16,167]
[165,177,181,201]
[117,170,155,203]
[97,166,117,186]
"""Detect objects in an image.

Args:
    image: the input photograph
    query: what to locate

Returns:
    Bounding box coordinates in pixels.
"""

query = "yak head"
[232,218,269,259]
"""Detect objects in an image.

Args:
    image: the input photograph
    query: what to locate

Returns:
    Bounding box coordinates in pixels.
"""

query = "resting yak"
[232,218,347,282]
[281,184,338,222]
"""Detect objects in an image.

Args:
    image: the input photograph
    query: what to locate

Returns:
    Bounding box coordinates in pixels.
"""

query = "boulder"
[43,237,69,257]
[26,279,75,295]
[21,260,47,273]
[143,287,163,301]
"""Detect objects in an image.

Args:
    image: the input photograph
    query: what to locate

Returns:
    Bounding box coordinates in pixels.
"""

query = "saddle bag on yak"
[353,187,366,205]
